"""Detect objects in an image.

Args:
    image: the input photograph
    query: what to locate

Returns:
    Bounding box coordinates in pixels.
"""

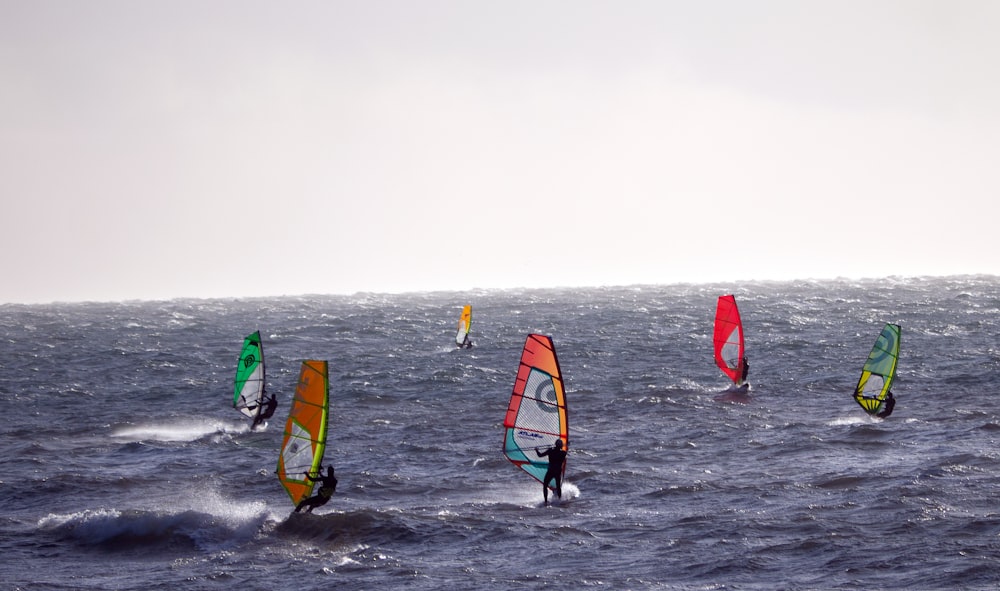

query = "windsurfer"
[876,391,896,418]
[294,465,338,513]
[251,394,277,430]
[461,335,473,349]
[739,356,749,385]
[535,439,567,505]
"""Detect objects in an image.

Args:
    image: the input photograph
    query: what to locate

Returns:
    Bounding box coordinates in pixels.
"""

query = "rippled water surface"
[2,276,1000,590]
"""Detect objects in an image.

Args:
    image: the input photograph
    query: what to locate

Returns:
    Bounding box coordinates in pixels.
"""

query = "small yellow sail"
[455,305,472,347]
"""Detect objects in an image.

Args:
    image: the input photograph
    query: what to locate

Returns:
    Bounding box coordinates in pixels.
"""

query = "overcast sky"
[2,1,997,304]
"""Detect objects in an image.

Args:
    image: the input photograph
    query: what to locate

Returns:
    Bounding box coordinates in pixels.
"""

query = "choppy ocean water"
[2,276,1000,590]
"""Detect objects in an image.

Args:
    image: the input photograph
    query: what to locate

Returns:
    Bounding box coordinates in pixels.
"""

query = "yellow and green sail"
[276,360,329,505]
[853,323,900,415]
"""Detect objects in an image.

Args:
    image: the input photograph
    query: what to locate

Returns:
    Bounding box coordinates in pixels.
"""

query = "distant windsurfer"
[460,335,473,349]
[535,439,567,505]
[294,465,338,513]
[251,394,277,430]
[738,356,749,386]
[876,391,896,418]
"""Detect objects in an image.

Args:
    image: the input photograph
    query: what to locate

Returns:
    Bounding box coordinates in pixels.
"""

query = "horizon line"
[2,272,996,307]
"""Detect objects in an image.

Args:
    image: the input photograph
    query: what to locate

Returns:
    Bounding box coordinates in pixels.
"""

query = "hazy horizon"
[3,272,995,307]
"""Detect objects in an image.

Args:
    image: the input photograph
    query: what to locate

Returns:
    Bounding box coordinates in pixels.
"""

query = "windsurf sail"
[276,360,329,506]
[455,304,472,347]
[853,323,901,415]
[233,331,265,420]
[502,334,569,489]
[713,295,746,385]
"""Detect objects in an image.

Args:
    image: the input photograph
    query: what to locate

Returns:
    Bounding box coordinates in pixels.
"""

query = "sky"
[1,1,998,304]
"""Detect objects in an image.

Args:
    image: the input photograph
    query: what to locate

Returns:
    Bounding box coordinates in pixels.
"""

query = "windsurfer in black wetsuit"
[738,356,749,386]
[294,465,338,513]
[535,439,567,505]
[250,394,277,430]
[876,390,895,418]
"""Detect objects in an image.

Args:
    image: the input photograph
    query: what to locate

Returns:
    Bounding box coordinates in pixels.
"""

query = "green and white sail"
[233,330,265,420]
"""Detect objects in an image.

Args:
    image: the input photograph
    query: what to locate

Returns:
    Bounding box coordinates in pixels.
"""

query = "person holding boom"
[534,439,567,505]
[294,465,338,513]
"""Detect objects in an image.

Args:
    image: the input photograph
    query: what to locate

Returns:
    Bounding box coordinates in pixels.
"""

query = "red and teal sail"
[502,334,569,489]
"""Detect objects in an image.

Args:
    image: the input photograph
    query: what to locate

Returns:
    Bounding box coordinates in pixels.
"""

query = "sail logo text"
[518,430,544,440]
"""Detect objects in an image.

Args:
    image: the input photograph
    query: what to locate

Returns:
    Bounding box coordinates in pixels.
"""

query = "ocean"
[2,276,999,590]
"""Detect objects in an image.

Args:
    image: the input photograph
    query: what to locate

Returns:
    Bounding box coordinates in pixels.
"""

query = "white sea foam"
[111,419,246,442]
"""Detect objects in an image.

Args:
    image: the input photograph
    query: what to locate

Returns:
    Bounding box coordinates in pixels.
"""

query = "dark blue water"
[3,276,1000,590]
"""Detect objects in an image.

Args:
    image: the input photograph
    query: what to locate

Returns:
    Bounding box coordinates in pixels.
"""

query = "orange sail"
[276,360,329,505]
